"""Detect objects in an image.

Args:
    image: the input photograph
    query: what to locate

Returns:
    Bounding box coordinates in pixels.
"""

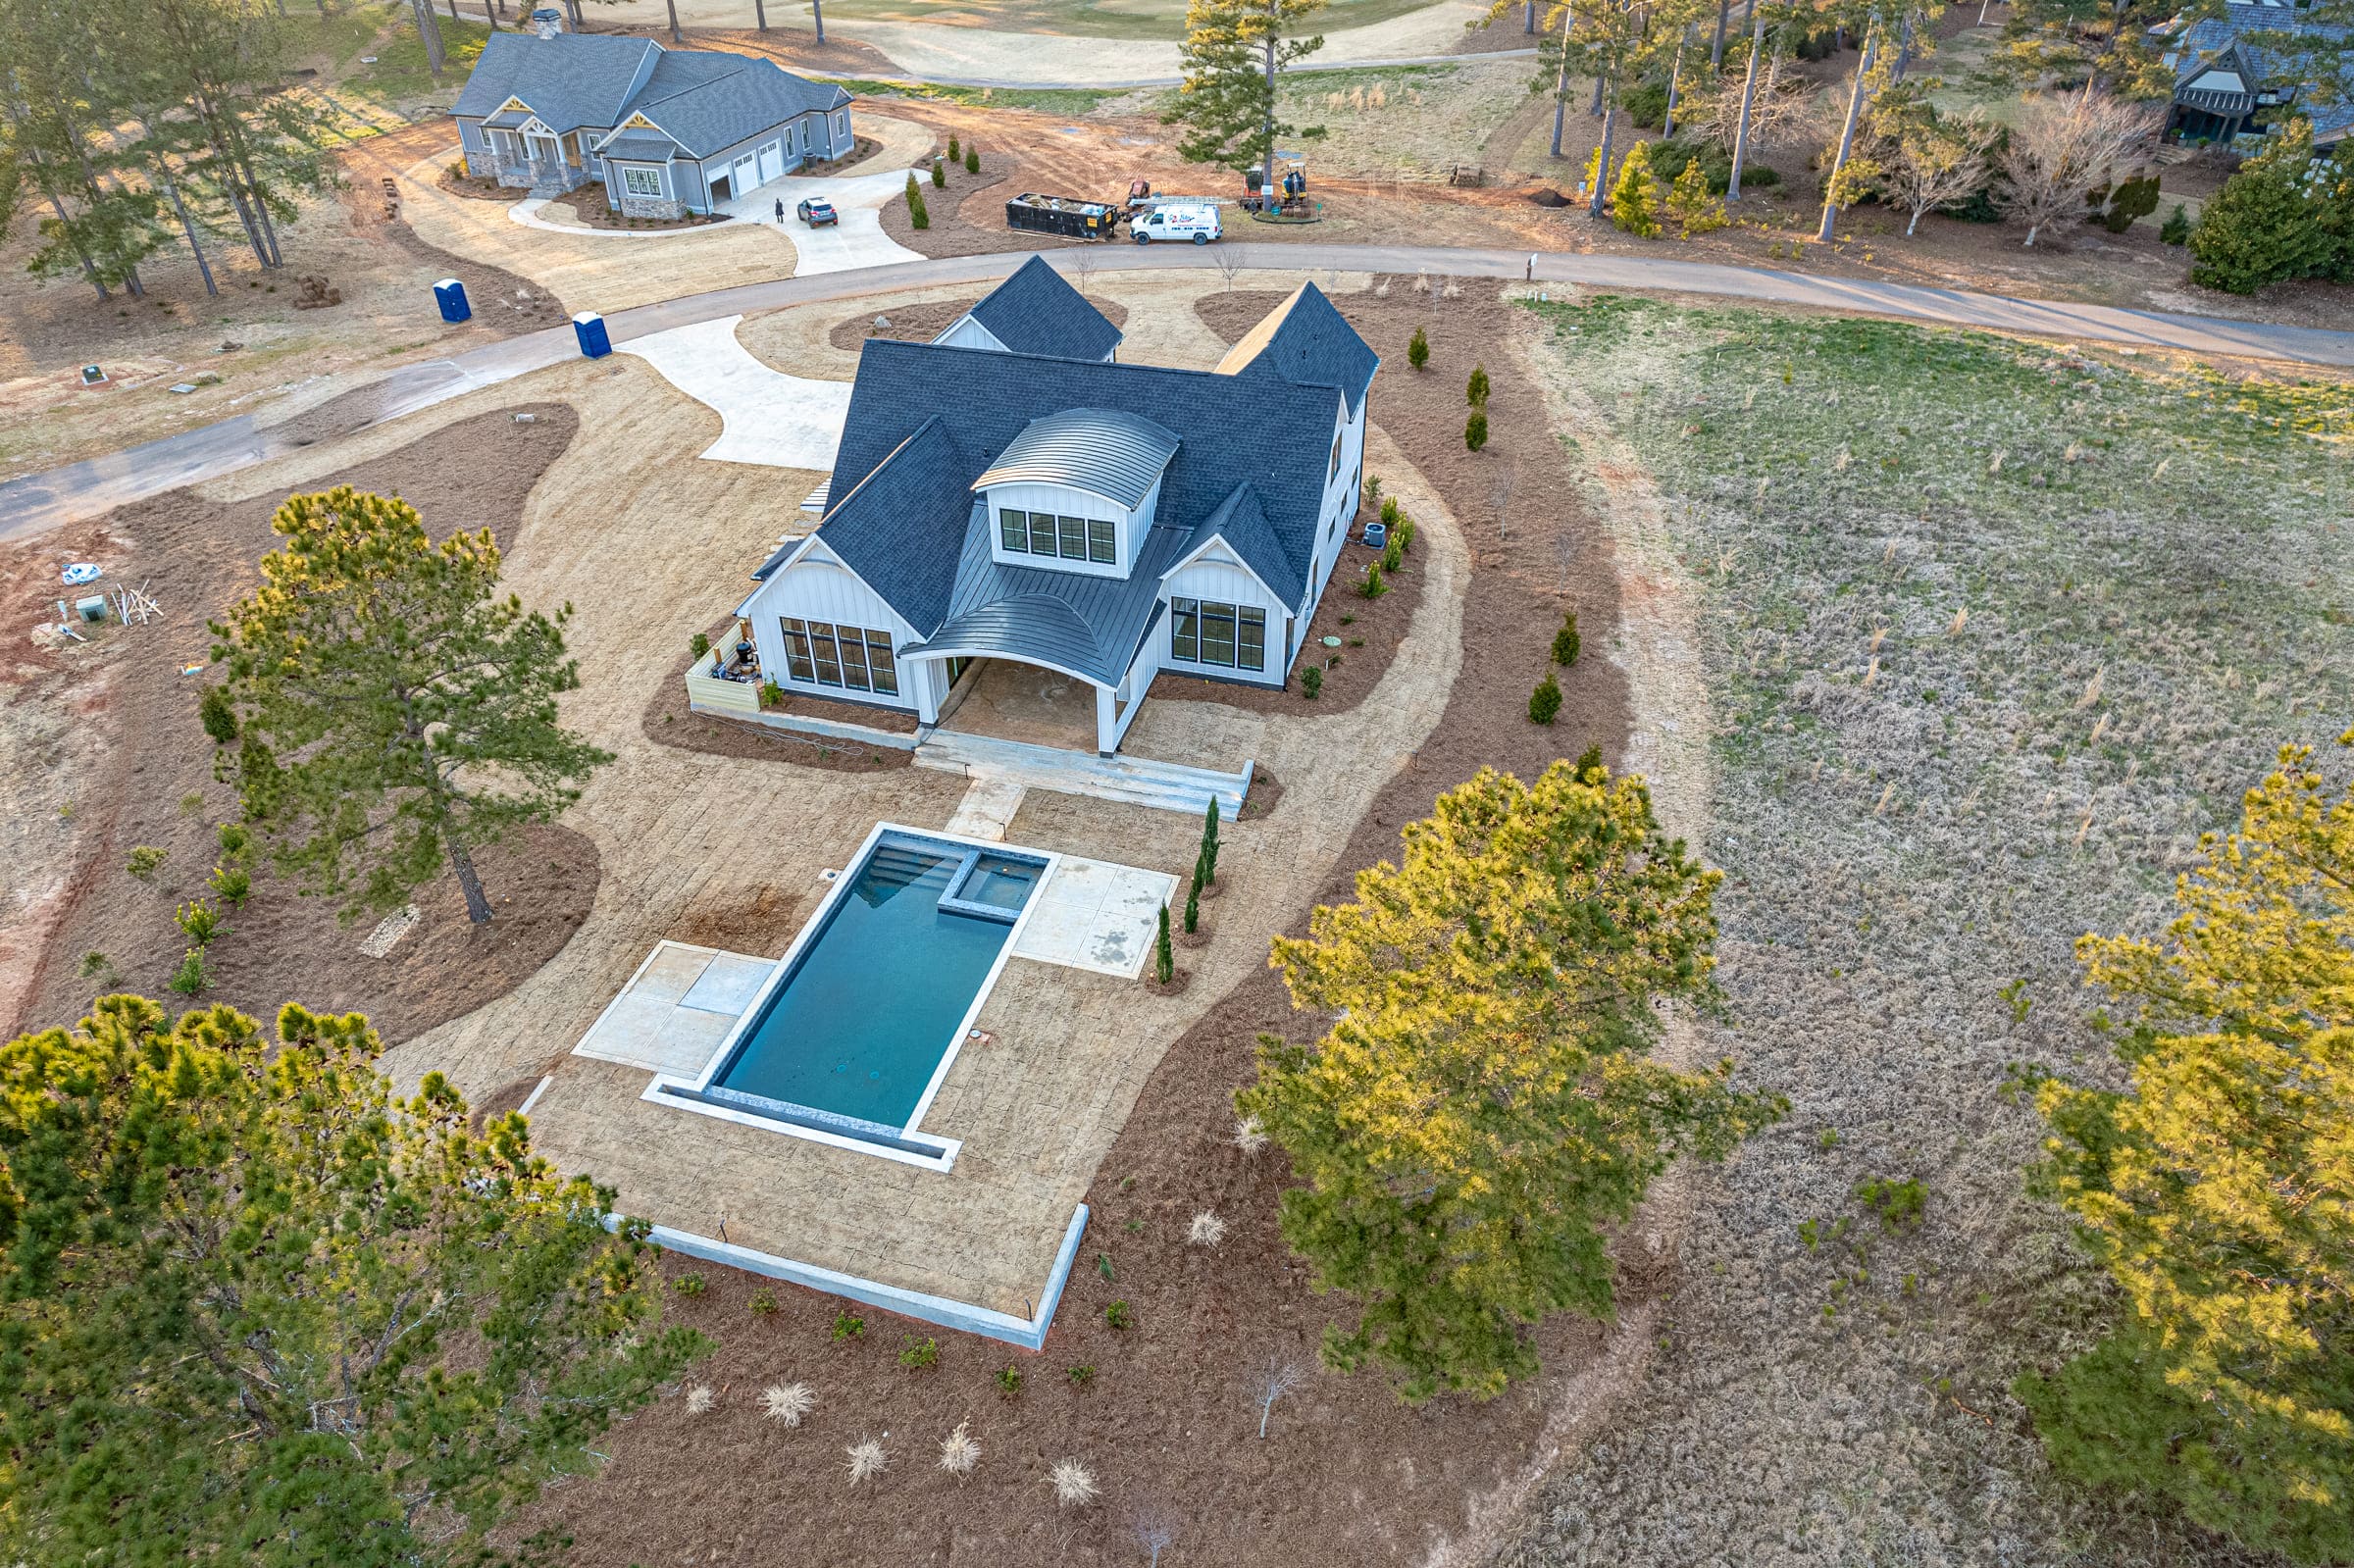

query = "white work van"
[1131,203,1222,245]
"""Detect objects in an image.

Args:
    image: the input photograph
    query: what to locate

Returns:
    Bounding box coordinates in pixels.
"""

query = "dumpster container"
[573,311,612,359]
[434,278,471,324]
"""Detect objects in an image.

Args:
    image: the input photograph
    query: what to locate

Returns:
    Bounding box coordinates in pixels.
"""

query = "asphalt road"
[7,240,2352,539]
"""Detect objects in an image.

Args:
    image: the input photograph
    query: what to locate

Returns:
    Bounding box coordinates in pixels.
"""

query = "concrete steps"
[914,731,1251,818]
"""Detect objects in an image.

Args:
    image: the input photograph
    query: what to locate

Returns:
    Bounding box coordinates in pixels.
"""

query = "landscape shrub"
[2159,202,2190,244]
[1464,408,1489,451]
[1200,797,1220,885]
[1528,671,1562,725]
[1651,137,1771,195]
[2097,173,2161,233]
[749,1288,779,1316]
[1067,1364,1094,1385]
[1465,363,1489,407]
[198,684,237,743]
[1104,1299,1134,1330]
[898,1336,939,1370]
[1611,141,1664,238]
[1359,561,1390,598]
[1301,665,1323,699]
[688,631,709,659]
[905,174,929,230]
[965,145,979,175]
[1854,1175,1926,1231]
[1622,77,1670,130]
[175,900,221,947]
[1667,158,1729,237]
[1380,494,1400,530]
[995,1363,1022,1396]
[1155,906,1173,984]
[1395,516,1416,553]
[208,862,251,908]
[672,1272,707,1297]
[1553,611,1581,666]
[759,678,785,707]
[168,947,209,995]
[1184,875,1201,935]
[2189,119,2331,293]
[1407,327,1428,370]
[127,846,166,880]
[1575,742,1603,780]
[947,134,960,162]
[832,1310,865,1340]
[217,822,249,859]
[1381,533,1403,574]
[931,158,947,188]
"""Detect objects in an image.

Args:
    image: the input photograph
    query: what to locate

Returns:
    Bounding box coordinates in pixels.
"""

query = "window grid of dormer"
[998,506,1115,566]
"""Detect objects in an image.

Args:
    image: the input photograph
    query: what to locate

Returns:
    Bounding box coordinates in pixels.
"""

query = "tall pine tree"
[1164,0,1328,185]
[2017,734,2354,1563]
[1241,761,1784,1401]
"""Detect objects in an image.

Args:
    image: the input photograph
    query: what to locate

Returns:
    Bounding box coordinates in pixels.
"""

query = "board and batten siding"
[742,555,927,712]
[1161,552,1286,687]
[983,478,1160,580]
[934,315,1007,353]
[1298,394,1367,633]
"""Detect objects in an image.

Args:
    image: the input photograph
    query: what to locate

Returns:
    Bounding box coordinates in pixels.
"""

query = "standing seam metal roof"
[972,409,1181,510]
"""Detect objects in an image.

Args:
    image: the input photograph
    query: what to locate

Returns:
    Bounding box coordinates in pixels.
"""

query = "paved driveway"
[616,314,853,469]
[728,166,928,275]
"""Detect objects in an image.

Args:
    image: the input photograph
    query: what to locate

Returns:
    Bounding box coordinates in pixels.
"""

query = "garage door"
[734,154,757,196]
[756,140,783,184]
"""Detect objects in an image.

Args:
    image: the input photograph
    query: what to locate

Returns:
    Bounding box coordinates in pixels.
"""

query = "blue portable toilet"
[573,311,612,359]
[434,278,471,324]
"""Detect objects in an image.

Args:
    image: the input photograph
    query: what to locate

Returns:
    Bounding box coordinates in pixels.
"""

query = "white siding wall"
[1162,554,1285,687]
[742,556,920,711]
[982,481,1151,579]
[1297,396,1367,647]
[934,315,1006,353]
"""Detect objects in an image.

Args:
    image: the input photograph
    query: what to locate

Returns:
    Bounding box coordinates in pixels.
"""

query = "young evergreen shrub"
[1381,534,1403,574]
[1464,408,1489,452]
[1379,495,1400,531]
[1553,611,1580,666]
[1465,363,1490,407]
[1666,157,1729,237]
[1301,665,1323,699]
[931,158,947,188]
[965,146,980,175]
[1359,561,1390,598]
[1395,516,1415,553]
[689,631,710,658]
[127,846,166,880]
[905,174,930,230]
[1621,77,1670,130]
[2101,173,2161,233]
[1610,141,1664,238]
[1155,906,1173,984]
[198,684,237,744]
[1528,672,1562,725]
[1184,877,1201,935]
[169,947,209,995]
[1575,742,1604,779]
[947,134,960,162]
[1200,797,1220,884]
[209,862,252,908]
[2160,202,2191,245]
[217,823,249,859]
[1407,327,1428,371]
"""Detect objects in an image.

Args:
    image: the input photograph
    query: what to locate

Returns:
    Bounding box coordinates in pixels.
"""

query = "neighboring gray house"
[718,257,1380,758]
[2154,0,2353,146]
[452,23,854,216]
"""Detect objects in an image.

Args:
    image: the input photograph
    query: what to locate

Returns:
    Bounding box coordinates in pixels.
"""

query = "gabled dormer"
[975,409,1178,580]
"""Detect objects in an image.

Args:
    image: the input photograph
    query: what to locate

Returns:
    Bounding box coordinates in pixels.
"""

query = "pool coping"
[642,820,1062,1172]
[617,1201,1092,1351]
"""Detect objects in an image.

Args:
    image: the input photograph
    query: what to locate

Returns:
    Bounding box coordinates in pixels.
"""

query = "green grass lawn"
[1512,295,2352,1560]
[278,1,488,117]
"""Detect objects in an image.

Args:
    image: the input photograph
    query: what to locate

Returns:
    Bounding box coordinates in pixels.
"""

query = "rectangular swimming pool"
[673,830,1049,1143]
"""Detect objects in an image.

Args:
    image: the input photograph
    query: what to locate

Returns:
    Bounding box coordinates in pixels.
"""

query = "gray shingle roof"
[963,255,1126,361]
[900,508,1189,686]
[828,333,1355,627]
[1180,482,1302,610]
[451,32,659,132]
[801,418,977,636]
[455,33,850,157]
[1215,281,1380,416]
[597,133,678,163]
[973,409,1180,509]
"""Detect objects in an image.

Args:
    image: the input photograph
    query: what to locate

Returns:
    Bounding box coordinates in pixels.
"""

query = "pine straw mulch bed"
[877,151,1064,261]
[11,404,598,1049]
[500,280,1640,1568]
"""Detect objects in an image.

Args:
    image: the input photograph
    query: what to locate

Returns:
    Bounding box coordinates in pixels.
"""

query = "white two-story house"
[720,257,1378,757]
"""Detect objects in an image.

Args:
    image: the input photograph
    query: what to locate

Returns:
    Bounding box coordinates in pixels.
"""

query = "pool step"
[914,731,1251,818]
[861,842,954,896]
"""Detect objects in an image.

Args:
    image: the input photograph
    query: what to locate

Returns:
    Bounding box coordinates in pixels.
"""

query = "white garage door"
[756,140,783,183]
[733,154,756,196]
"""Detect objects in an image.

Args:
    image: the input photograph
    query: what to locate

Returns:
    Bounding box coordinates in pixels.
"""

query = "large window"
[998,507,1117,567]
[778,617,899,696]
[1170,598,1265,673]
[621,166,663,197]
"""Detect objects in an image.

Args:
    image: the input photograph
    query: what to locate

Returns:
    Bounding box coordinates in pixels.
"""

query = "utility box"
[434,278,471,324]
[573,312,612,359]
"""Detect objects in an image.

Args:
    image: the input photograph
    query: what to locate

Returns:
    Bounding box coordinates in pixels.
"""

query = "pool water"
[713,835,1041,1129]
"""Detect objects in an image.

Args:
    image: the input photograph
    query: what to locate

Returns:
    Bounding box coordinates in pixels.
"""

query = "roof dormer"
[975,409,1177,579]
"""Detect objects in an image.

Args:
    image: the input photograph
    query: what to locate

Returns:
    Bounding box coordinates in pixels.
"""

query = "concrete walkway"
[616,315,852,469]
[11,240,2354,537]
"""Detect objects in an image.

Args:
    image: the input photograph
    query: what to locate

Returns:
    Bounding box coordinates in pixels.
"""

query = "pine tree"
[965,145,980,175]
[2188,118,2332,295]
[931,157,947,187]
[1241,762,1782,1400]
[2159,201,2191,245]
[2017,736,2354,1563]
[209,487,609,926]
[1665,155,1728,237]
[1163,0,1328,180]
[1610,139,1664,237]
[1407,326,1429,370]
[0,994,707,1564]
[905,172,930,229]
[947,133,960,162]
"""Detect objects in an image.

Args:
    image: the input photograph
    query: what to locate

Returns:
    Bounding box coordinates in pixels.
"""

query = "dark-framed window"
[865,630,898,695]
[1001,506,1119,568]
[1027,511,1058,555]
[1088,518,1116,563]
[778,618,816,682]
[838,628,873,691]
[1170,598,1267,673]
[808,621,844,686]
[1058,515,1087,559]
[998,507,1027,552]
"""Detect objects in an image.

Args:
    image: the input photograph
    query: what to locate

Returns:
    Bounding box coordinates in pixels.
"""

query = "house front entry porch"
[932,660,1105,754]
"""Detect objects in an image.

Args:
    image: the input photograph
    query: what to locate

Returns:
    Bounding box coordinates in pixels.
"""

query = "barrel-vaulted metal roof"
[973,409,1180,512]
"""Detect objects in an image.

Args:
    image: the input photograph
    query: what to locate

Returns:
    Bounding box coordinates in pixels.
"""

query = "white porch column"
[915,661,943,725]
[1095,683,1117,757]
